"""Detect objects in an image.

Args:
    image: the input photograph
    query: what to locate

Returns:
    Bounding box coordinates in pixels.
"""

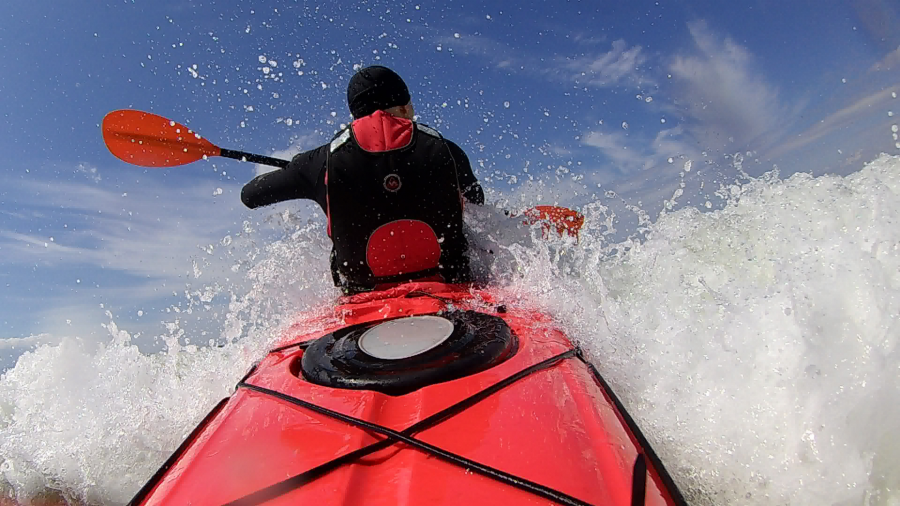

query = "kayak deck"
[132,283,684,506]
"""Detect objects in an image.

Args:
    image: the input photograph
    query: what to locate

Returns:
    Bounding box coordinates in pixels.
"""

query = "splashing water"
[504,153,900,505]
[2,154,899,505]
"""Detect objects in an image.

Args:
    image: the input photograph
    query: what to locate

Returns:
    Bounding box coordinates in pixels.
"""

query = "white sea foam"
[0,217,337,505]
[1,155,899,505]
[497,153,900,505]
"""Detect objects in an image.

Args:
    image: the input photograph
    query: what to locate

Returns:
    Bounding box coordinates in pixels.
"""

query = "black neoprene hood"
[347,66,411,119]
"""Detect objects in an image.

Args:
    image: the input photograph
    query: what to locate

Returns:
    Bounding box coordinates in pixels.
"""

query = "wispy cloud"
[0,334,61,351]
[434,33,517,69]
[444,17,889,217]
[581,124,699,177]
[574,19,786,208]
[0,166,254,338]
[437,33,649,89]
[570,32,609,46]
[767,85,900,159]
[557,40,650,88]
[582,130,647,170]
[0,177,244,278]
[871,45,900,71]
[254,131,323,176]
[667,20,784,150]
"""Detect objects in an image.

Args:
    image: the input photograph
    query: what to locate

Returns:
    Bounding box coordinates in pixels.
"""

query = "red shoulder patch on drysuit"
[366,220,441,277]
[352,110,413,152]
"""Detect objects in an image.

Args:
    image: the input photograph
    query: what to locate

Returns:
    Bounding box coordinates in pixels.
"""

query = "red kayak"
[129,282,685,505]
[98,110,682,505]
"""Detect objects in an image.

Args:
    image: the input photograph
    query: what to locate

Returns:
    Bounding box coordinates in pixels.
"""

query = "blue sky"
[1,0,899,346]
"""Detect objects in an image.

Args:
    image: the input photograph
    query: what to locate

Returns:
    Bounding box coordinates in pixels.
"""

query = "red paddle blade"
[522,205,585,239]
[102,110,221,167]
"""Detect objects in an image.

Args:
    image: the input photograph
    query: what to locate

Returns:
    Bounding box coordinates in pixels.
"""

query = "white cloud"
[558,39,650,88]
[0,177,245,279]
[667,20,783,150]
[254,132,322,176]
[570,32,609,46]
[576,20,787,204]
[437,33,648,89]
[434,33,514,68]
[0,334,62,351]
[574,20,783,181]
[582,124,700,174]
[0,169,259,339]
[582,130,646,169]
[768,85,900,159]
[871,45,900,72]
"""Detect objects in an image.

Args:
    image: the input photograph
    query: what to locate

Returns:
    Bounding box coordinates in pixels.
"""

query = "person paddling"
[241,65,484,294]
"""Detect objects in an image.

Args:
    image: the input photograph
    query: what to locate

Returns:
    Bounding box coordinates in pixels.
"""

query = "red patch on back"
[352,110,413,152]
[366,220,441,277]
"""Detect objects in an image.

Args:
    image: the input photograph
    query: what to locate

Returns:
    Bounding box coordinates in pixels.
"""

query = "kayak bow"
[130,282,685,506]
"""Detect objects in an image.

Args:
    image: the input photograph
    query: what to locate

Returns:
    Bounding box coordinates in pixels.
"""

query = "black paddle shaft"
[220,148,290,169]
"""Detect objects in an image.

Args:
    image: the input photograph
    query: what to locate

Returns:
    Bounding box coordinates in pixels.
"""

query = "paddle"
[522,205,584,239]
[102,109,289,169]
[102,109,584,237]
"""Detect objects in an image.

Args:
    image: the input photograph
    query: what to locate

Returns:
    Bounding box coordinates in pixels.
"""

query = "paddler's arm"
[447,140,484,205]
[240,145,329,211]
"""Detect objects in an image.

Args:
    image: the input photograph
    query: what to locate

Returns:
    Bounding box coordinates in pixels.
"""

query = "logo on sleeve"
[383,174,402,192]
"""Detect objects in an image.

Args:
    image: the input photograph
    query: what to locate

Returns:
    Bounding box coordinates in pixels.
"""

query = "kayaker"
[241,65,484,293]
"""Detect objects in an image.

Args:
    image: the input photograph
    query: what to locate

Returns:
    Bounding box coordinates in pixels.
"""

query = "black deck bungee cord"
[129,337,686,506]
[127,398,230,506]
[227,348,591,506]
[574,349,688,506]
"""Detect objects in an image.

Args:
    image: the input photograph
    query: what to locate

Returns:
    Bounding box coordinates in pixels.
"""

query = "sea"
[1,154,898,505]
